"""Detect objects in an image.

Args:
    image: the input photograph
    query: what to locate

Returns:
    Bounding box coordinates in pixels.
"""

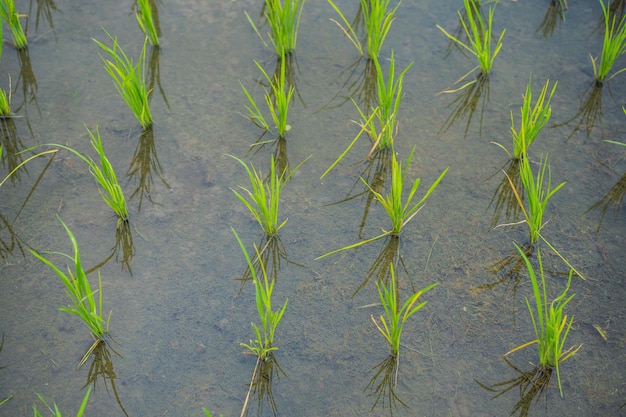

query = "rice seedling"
[33,387,92,417]
[134,0,159,47]
[85,126,129,227]
[94,31,152,129]
[495,79,557,160]
[0,89,9,116]
[369,148,448,236]
[511,153,565,247]
[30,217,111,355]
[241,58,294,138]
[229,154,306,236]
[39,128,129,228]
[437,0,505,84]
[233,228,288,362]
[372,263,437,358]
[322,52,412,177]
[591,0,626,84]
[503,155,586,280]
[0,0,27,49]
[246,0,305,57]
[505,246,581,396]
[328,0,401,59]
[319,148,448,258]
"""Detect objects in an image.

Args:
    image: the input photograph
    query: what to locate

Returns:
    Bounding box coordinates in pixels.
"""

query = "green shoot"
[233,228,288,361]
[513,154,565,246]
[228,154,307,236]
[362,51,412,150]
[437,0,505,79]
[35,134,129,228]
[362,0,401,59]
[246,0,305,58]
[327,0,364,55]
[0,147,58,189]
[94,30,152,129]
[30,217,110,341]
[33,387,92,417]
[241,59,294,138]
[506,246,581,397]
[328,0,401,59]
[591,0,626,84]
[365,148,449,236]
[0,0,27,49]
[135,0,159,47]
[0,87,9,115]
[322,52,412,178]
[497,79,557,160]
[85,126,129,227]
[318,148,448,258]
[372,263,437,357]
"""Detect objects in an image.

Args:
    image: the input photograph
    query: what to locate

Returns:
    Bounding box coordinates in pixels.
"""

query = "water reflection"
[126,126,170,210]
[241,353,286,417]
[27,0,60,36]
[325,56,377,114]
[87,221,135,275]
[535,0,567,38]
[81,339,129,417]
[586,170,626,231]
[437,72,490,138]
[14,49,39,117]
[147,45,169,109]
[487,158,524,230]
[476,356,552,417]
[0,116,27,185]
[365,354,405,415]
[556,83,604,139]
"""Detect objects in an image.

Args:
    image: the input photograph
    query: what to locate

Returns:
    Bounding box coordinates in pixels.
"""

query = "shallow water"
[1,0,625,416]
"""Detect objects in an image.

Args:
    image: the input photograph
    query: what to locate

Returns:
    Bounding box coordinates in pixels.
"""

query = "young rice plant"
[233,228,288,361]
[228,154,307,236]
[327,0,401,59]
[0,0,27,49]
[372,263,438,358]
[437,0,505,83]
[94,31,152,129]
[493,79,557,160]
[41,129,129,228]
[318,147,448,258]
[30,218,111,359]
[135,0,159,47]
[246,0,305,57]
[241,58,294,138]
[322,52,412,177]
[591,0,626,84]
[510,153,565,246]
[506,246,581,397]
